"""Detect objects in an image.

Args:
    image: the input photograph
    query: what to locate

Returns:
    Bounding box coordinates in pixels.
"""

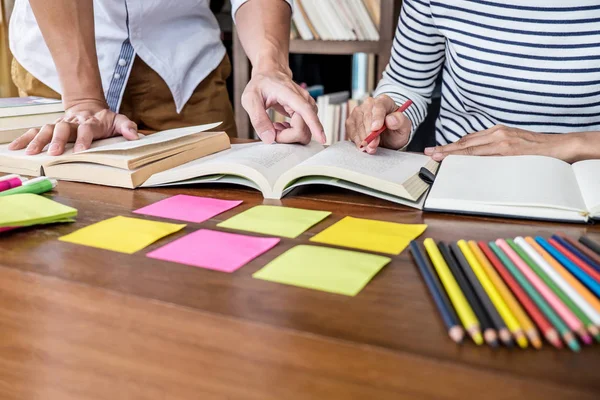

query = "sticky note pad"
[310,216,427,255]
[0,193,77,228]
[147,229,280,272]
[253,245,391,296]
[217,205,331,238]
[59,216,185,254]
[133,195,242,223]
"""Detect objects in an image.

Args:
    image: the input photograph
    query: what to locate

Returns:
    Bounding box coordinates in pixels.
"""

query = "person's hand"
[424,125,578,162]
[8,100,139,156]
[346,95,412,154]
[242,66,325,145]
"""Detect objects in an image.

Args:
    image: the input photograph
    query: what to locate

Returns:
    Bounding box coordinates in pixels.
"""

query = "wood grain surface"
[1,169,599,399]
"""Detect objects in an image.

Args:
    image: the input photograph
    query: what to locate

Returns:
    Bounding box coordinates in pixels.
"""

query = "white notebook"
[424,155,600,223]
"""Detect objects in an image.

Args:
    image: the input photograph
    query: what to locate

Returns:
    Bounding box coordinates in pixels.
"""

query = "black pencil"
[409,241,464,344]
[449,242,514,347]
[438,242,498,347]
[580,236,600,257]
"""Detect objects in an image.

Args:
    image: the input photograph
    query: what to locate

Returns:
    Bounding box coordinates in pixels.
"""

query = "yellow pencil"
[469,241,538,349]
[423,239,483,345]
[458,240,527,348]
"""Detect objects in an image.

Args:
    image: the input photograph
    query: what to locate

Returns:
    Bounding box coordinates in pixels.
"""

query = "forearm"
[29,0,105,108]
[234,0,292,76]
[561,131,600,162]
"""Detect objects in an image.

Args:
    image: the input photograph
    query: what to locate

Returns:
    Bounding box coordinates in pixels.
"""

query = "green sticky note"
[310,216,427,255]
[59,216,185,254]
[0,193,77,228]
[253,245,391,296]
[217,205,330,238]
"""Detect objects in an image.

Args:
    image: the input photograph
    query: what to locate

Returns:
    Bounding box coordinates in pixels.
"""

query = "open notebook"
[144,141,438,209]
[424,155,600,223]
[0,123,229,188]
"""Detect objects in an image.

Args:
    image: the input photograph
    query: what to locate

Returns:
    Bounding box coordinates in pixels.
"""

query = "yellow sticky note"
[310,216,427,255]
[217,205,330,238]
[59,216,185,254]
[0,194,77,228]
[253,245,391,296]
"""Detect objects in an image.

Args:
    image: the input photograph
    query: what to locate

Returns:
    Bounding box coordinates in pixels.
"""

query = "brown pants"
[12,55,237,137]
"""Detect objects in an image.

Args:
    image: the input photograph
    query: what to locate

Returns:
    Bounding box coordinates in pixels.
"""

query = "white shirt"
[9,0,292,113]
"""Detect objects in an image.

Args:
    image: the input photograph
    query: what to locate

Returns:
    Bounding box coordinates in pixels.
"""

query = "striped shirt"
[374,0,600,146]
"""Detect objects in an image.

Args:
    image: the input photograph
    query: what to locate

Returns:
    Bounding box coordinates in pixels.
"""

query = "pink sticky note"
[146,229,280,272]
[133,195,242,223]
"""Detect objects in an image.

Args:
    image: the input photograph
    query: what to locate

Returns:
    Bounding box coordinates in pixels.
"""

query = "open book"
[0,123,230,188]
[144,140,438,209]
[424,155,600,223]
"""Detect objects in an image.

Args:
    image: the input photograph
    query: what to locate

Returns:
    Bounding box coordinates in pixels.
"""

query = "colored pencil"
[478,241,542,349]
[409,241,464,344]
[558,234,600,271]
[489,243,570,350]
[458,240,525,347]
[554,235,600,274]
[536,237,600,299]
[549,238,600,284]
[360,99,413,147]
[467,241,529,348]
[503,239,592,345]
[450,243,512,347]
[526,237,600,316]
[516,237,600,341]
[580,236,600,256]
[438,242,497,347]
[423,239,483,345]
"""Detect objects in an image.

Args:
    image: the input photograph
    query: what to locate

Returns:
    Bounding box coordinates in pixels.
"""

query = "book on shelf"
[0,123,230,188]
[0,97,64,144]
[143,140,438,210]
[424,155,600,223]
[292,0,380,41]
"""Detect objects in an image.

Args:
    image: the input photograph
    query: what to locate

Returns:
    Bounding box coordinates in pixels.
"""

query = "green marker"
[0,177,57,197]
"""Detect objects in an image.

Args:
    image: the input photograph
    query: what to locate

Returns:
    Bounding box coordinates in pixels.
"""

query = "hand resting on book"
[8,100,139,156]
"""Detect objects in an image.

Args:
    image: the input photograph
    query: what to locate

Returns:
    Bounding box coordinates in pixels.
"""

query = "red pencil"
[548,238,600,284]
[479,241,555,349]
[360,99,413,148]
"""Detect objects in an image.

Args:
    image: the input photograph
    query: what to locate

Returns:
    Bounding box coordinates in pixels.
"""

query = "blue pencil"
[553,235,600,274]
[410,241,464,344]
[536,237,600,298]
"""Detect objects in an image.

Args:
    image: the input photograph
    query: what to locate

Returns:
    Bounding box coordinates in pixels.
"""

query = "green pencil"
[489,242,578,352]
[507,239,593,345]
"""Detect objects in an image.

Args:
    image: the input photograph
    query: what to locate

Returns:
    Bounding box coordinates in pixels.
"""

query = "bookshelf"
[232,0,398,139]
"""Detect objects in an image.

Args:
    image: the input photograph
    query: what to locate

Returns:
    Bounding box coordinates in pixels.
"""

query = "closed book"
[0,97,63,118]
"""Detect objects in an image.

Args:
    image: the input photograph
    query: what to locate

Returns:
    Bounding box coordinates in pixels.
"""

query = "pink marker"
[0,175,26,193]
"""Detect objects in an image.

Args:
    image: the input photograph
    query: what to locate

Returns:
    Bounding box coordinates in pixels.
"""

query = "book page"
[573,160,600,214]
[80,122,222,153]
[427,155,587,212]
[292,140,431,184]
[144,141,324,190]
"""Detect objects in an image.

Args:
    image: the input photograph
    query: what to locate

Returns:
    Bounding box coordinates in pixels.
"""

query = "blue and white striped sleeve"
[231,0,293,21]
[374,0,446,143]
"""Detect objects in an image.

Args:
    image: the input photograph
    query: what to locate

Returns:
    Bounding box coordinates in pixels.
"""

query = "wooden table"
[1,177,599,399]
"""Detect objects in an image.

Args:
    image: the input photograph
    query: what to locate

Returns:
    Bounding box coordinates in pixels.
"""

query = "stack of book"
[0,97,64,144]
[291,0,380,41]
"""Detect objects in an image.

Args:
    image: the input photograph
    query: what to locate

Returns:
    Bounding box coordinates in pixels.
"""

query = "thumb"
[115,115,139,140]
[242,91,276,144]
[385,112,411,134]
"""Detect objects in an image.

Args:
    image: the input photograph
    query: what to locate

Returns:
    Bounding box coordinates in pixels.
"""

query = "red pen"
[0,175,25,193]
[360,99,413,148]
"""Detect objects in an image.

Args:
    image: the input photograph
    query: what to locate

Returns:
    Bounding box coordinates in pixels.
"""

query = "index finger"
[277,89,325,144]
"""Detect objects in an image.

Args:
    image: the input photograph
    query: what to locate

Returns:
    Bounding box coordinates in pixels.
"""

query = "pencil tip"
[516,335,528,349]
[472,332,484,346]
[449,327,465,344]
[568,339,581,352]
[531,338,542,350]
